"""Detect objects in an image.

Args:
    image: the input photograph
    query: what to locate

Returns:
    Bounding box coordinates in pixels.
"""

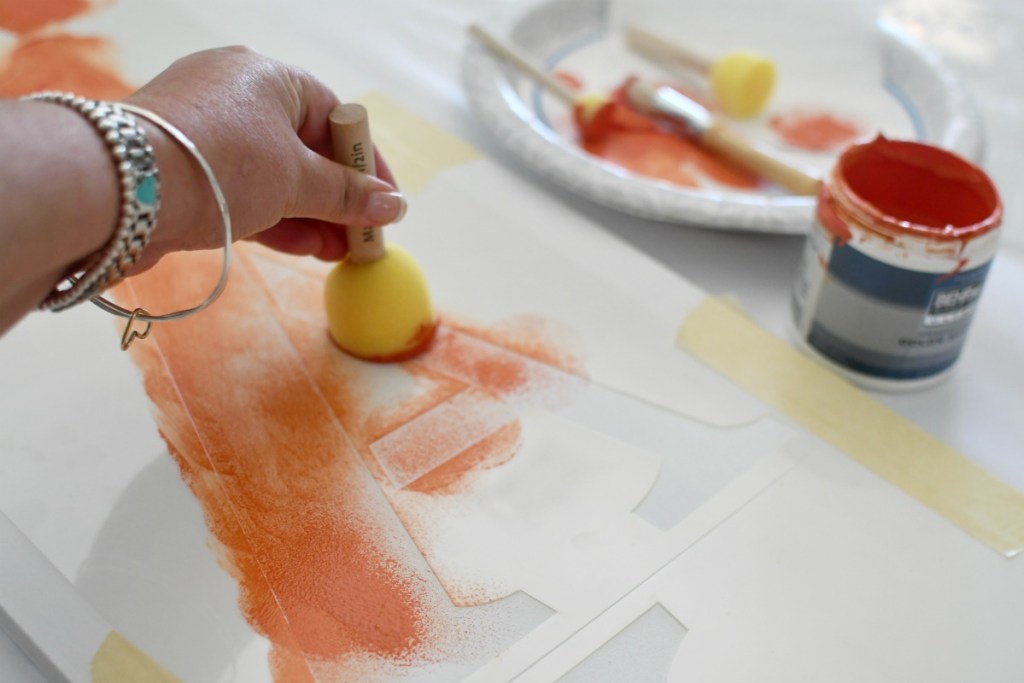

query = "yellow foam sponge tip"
[710,51,776,119]
[324,244,437,362]
[575,93,607,123]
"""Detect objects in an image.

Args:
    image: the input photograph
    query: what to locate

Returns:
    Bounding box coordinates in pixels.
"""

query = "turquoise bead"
[136,174,157,206]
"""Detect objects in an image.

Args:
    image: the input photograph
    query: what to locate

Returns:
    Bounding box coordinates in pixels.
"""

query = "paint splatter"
[575,78,762,190]
[115,244,585,680]
[769,110,861,152]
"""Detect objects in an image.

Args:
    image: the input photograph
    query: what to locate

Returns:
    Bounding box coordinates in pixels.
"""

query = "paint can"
[791,136,1002,391]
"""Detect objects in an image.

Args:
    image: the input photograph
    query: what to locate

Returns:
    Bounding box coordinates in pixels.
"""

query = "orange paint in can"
[791,136,1002,390]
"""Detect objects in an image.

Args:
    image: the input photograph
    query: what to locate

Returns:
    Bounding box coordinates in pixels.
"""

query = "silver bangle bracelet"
[102,104,233,349]
[23,93,232,349]
[26,92,160,312]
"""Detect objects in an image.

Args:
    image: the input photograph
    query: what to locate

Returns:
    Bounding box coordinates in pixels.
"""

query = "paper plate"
[461,0,982,233]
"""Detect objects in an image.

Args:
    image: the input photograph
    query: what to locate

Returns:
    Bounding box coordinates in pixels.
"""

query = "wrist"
[122,97,224,266]
[22,94,160,311]
[1,100,120,274]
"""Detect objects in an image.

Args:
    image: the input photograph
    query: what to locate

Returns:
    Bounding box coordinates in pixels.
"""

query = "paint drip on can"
[791,135,1002,391]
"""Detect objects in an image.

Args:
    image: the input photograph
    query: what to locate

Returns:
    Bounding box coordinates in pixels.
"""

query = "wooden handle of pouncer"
[624,25,713,76]
[329,103,386,264]
[701,124,821,196]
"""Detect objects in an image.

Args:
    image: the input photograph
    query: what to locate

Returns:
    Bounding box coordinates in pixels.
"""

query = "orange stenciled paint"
[0,33,133,99]
[575,79,761,190]
[119,253,433,681]
[116,244,585,680]
[0,0,94,34]
[362,319,583,494]
[770,110,861,152]
[405,422,523,495]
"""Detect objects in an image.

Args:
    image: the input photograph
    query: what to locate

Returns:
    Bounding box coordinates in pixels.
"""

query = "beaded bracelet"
[26,92,160,311]
[24,93,232,349]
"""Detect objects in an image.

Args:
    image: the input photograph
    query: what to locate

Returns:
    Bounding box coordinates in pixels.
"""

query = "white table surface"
[2,0,1022,679]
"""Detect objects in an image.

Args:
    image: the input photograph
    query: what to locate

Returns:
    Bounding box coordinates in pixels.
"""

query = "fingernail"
[365,191,407,225]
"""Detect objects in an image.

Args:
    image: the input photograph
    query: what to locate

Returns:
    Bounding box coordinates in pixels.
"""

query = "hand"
[124,46,405,267]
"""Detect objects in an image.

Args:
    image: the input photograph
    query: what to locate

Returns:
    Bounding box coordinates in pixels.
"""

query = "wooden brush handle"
[624,25,713,76]
[701,124,821,196]
[329,103,386,264]
[469,24,577,105]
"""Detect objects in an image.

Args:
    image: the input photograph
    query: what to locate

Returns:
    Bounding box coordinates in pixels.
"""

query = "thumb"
[290,149,407,226]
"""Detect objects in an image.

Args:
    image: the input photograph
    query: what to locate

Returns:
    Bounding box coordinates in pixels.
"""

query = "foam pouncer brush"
[625,25,776,119]
[324,104,437,361]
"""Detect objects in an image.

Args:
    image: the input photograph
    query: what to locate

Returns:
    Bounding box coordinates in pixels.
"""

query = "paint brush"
[624,25,777,119]
[468,24,610,120]
[469,24,575,104]
[624,79,821,195]
[469,25,821,196]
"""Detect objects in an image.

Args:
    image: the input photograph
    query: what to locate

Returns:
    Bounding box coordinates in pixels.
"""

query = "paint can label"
[792,223,993,382]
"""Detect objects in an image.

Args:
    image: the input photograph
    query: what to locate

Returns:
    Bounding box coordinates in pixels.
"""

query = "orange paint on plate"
[575,79,761,190]
[0,0,94,34]
[115,244,586,680]
[770,110,861,152]
[0,33,133,99]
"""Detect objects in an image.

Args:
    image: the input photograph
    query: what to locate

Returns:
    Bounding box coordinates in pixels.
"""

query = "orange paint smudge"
[816,182,853,244]
[114,244,585,679]
[337,318,439,364]
[770,110,861,152]
[0,33,133,99]
[422,321,585,402]
[0,0,94,34]
[370,386,517,488]
[442,316,586,381]
[575,79,762,190]
[553,70,584,93]
[406,421,523,495]
[116,250,432,679]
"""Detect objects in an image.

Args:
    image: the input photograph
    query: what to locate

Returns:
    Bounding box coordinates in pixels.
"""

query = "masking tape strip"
[677,297,1024,557]
[91,631,182,683]
[356,91,481,195]
[0,511,183,682]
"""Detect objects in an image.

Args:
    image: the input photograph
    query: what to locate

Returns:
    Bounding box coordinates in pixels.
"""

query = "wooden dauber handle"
[329,103,386,264]
[624,25,714,77]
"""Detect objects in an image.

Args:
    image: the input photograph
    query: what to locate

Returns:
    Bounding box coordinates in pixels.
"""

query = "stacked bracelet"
[23,93,233,349]
[26,92,160,311]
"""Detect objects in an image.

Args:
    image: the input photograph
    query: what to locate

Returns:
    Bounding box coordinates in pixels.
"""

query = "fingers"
[252,219,349,261]
[374,147,398,188]
[289,149,408,227]
[287,68,403,207]
[131,47,410,261]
